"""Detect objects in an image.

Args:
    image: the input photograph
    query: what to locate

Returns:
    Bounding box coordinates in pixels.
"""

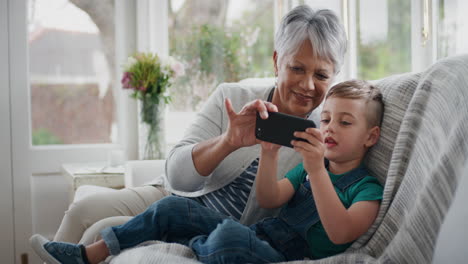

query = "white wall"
[433,164,468,263]
[0,0,15,262]
[31,175,69,240]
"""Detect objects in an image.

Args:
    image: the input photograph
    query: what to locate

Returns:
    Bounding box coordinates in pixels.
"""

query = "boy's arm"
[293,128,380,245]
[308,167,380,245]
[256,145,295,209]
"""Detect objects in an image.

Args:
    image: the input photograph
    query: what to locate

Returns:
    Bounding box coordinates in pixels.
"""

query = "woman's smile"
[292,90,314,103]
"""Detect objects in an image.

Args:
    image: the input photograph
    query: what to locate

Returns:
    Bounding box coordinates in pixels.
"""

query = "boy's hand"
[291,128,325,174]
[260,141,282,152]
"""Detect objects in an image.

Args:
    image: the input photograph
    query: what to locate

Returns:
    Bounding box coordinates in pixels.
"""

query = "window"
[168,0,275,112]
[166,0,276,150]
[436,0,468,59]
[356,0,411,79]
[28,0,116,145]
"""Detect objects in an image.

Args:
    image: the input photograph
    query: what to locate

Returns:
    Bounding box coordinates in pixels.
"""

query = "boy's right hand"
[260,140,282,152]
[291,127,325,174]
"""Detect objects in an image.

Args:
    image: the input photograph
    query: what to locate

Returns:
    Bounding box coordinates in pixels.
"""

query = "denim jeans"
[254,164,368,260]
[101,196,286,264]
[101,162,368,263]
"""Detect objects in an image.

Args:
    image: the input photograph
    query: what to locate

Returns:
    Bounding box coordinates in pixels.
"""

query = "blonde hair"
[326,80,384,127]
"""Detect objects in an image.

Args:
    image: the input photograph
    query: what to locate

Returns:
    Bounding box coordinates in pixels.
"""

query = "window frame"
[16,0,143,174]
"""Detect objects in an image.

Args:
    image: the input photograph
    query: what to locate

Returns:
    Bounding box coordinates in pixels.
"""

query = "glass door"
[28,0,117,146]
[9,0,125,262]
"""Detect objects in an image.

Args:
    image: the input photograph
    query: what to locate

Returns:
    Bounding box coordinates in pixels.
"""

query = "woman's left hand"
[291,128,325,174]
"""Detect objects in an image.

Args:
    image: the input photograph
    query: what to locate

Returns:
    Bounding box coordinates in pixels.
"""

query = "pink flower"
[171,61,185,78]
[161,56,185,78]
[121,72,133,89]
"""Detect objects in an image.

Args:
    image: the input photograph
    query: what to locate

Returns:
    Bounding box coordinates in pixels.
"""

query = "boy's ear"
[365,126,380,148]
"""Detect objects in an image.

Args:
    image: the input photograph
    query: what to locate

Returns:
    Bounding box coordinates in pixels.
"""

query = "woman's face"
[273,40,335,118]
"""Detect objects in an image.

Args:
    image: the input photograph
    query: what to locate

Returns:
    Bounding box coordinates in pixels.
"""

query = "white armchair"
[73,159,166,204]
[124,159,166,188]
[69,159,168,246]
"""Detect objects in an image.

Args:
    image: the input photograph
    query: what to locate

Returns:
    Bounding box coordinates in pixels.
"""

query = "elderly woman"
[165,5,347,225]
[52,5,347,245]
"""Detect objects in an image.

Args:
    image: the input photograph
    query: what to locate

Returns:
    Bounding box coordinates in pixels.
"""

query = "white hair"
[274,5,347,74]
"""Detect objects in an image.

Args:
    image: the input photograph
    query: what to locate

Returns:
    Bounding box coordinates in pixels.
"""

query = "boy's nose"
[325,121,336,133]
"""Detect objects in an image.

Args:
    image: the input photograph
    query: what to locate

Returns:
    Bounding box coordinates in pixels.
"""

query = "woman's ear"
[273,51,278,76]
[365,126,380,148]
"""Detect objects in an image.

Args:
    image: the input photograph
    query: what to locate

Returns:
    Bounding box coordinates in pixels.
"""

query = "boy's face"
[320,97,379,164]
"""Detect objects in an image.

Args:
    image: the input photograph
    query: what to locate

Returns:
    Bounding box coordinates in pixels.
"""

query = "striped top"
[191,158,259,220]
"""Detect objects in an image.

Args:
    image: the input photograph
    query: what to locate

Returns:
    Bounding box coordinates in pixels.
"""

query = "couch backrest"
[347,69,422,250]
[348,55,468,263]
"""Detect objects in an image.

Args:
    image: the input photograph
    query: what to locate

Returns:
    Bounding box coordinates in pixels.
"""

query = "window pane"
[437,0,468,59]
[166,0,275,149]
[168,0,275,112]
[356,0,411,80]
[297,0,341,15]
[28,0,116,145]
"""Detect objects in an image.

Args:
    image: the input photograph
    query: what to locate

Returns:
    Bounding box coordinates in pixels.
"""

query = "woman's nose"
[300,74,315,91]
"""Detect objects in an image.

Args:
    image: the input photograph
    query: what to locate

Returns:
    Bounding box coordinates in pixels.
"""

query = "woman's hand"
[291,128,325,174]
[223,98,278,149]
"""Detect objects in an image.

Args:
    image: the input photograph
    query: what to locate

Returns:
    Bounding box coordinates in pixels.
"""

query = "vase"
[138,98,166,160]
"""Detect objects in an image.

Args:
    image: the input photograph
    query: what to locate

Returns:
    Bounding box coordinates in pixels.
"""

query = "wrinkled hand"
[291,128,325,174]
[224,98,278,149]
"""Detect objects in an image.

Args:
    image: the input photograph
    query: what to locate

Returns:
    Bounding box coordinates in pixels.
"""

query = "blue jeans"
[101,196,286,264]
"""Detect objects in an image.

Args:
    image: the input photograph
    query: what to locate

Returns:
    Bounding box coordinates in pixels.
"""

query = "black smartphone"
[255,111,316,148]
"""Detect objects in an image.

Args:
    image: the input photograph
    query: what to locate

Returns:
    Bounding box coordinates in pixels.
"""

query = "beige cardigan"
[164,81,320,225]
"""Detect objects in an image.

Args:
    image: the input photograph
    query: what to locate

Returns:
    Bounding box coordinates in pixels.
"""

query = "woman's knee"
[64,196,99,224]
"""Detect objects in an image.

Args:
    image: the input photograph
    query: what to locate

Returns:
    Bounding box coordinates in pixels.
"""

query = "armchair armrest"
[124,160,166,188]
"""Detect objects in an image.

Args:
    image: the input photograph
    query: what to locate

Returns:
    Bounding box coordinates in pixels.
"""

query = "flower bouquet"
[122,52,184,159]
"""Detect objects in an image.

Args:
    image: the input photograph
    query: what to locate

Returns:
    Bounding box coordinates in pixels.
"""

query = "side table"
[62,162,125,203]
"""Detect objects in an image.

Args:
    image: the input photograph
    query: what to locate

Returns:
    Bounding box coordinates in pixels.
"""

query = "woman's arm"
[256,144,295,209]
[166,85,278,191]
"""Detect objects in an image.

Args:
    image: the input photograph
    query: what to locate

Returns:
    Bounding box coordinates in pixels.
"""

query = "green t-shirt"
[285,162,383,260]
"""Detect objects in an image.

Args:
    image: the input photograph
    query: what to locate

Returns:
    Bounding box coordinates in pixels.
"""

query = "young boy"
[31,80,384,263]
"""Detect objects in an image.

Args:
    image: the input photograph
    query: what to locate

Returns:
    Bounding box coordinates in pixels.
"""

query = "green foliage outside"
[169,3,274,111]
[32,128,63,145]
[233,5,275,78]
[357,0,411,80]
[168,0,414,108]
[170,24,246,111]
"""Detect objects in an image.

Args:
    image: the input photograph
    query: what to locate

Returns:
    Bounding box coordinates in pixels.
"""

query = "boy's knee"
[191,220,255,263]
[148,195,186,212]
[211,219,251,243]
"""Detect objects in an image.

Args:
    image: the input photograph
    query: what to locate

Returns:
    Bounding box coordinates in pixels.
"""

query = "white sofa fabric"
[77,55,468,263]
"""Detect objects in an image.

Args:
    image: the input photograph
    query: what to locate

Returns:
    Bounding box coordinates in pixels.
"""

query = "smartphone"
[255,111,316,148]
